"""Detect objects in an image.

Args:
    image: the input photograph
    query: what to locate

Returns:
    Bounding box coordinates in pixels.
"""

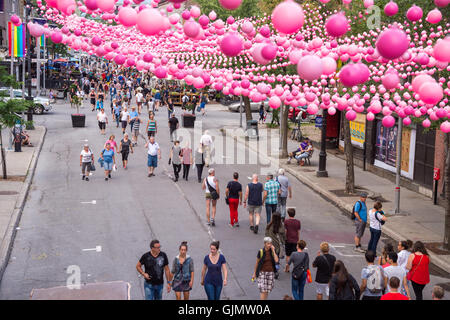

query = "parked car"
[0,88,53,114]
[228,99,270,113]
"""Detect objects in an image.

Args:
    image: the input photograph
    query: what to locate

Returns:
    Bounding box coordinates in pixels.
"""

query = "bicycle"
[290,121,303,142]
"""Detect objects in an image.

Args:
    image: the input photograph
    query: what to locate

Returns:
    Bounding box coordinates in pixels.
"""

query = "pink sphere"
[434,0,449,8]
[184,20,200,38]
[433,38,450,63]
[114,54,126,65]
[382,115,396,127]
[376,27,409,60]
[384,1,398,16]
[241,21,253,33]
[426,8,442,24]
[143,53,153,62]
[155,66,167,79]
[97,0,115,12]
[57,0,77,15]
[440,121,450,133]
[84,0,98,11]
[118,6,137,27]
[51,31,63,43]
[325,13,349,38]
[406,5,423,22]
[321,57,337,75]
[422,118,431,128]
[382,72,399,89]
[412,74,435,93]
[261,44,277,60]
[339,64,360,87]
[220,33,243,57]
[272,0,305,35]
[137,9,163,36]
[418,82,444,105]
[297,55,323,81]
[219,0,242,10]
[269,96,281,109]
[91,35,102,46]
[346,110,357,121]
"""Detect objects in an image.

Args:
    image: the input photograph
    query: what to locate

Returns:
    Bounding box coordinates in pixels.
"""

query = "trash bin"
[246,120,259,140]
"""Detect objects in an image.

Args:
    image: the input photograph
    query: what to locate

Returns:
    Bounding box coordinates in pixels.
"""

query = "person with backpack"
[202,168,220,227]
[252,237,279,300]
[312,242,336,300]
[352,192,368,253]
[288,240,310,300]
[368,201,387,254]
[329,260,360,300]
[360,250,385,300]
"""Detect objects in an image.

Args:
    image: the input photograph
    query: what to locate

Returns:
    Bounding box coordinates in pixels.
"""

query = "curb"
[224,128,450,275]
[0,126,47,284]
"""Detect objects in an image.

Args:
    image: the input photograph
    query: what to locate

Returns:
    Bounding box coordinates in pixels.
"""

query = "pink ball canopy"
[118,6,138,27]
[418,82,444,105]
[271,0,305,35]
[376,27,409,60]
[219,0,242,10]
[220,33,243,57]
[297,55,323,81]
[325,13,349,38]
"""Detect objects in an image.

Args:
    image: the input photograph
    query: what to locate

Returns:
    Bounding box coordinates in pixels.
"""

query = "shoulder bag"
[407,254,423,281]
[206,178,220,200]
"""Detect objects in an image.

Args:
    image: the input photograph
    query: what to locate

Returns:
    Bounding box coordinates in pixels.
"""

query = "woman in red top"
[406,241,430,300]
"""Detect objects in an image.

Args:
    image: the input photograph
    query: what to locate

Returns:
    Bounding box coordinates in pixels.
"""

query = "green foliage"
[193,0,261,20]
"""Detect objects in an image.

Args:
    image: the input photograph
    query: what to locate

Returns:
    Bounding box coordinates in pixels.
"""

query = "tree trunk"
[243,96,252,121]
[444,133,450,250]
[343,111,355,194]
[0,126,7,179]
[281,103,289,158]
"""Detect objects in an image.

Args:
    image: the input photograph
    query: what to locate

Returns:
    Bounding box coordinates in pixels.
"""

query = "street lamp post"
[316,109,328,177]
[25,0,34,130]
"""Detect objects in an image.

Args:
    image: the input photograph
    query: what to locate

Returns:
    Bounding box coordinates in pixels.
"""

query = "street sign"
[315,115,323,128]
[434,168,440,181]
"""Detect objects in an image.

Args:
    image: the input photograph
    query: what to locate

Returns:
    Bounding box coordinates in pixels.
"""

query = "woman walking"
[171,241,194,300]
[120,106,130,134]
[201,241,227,300]
[289,240,310,300]
[112,99,121,128]
[367,201,387,254]
[147,112,157,138]
[118,133,133,169]
[104,135,118,152]
[265,213,286,278]
[100,143,116,181]
[406,241,430,300]
[80,144,94,181]
[202,168,219,227]
[96,89,104,110]
[181,143,193,181]
[169,140,182,182]
[329,260,361,300]
[97,108,108,135]
[90,88,96,111]
[252,237,278,300]
[195,143,205,183]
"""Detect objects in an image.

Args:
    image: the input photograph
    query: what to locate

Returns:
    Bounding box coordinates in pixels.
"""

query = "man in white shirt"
[383,252,411,299]
[200,131,213,167]
[145,136,161,177]
[135,89,144,114]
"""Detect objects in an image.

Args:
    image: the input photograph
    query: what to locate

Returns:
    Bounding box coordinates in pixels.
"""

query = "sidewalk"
[223,124,450,274]
[0,126,46,281]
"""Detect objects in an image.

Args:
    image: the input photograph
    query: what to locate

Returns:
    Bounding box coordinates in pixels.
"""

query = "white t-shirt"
[97,112,107,122]
[147,142,160,156]
[384,265,407,293]
[204,176,216,194]
[80,150,92,163]
[136,92,143,102]
[121,111,130,121]
[126,80,132,87]
[397,250,411,271]
[200,134,212,146]
[368,208,384,230]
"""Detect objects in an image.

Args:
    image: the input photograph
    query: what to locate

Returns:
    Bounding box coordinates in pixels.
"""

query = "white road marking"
[329,243,364,257]
[81,200,96,204]
[82,246,102,252]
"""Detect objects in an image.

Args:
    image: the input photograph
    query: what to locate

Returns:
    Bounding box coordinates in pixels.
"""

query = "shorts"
[121,151,129,161]
[315,282,329,296]
[248,205,262,214]
[257,272,274,293]
[355,219,367,238]
[205,193,212,199]
[147,131,156,138]
[104,161,113,171]
[121,121,128,129]
[98,121,106,130]
[133,129,140,137]
[147,154,158,167]
[81,162,91,173]
[285,242,297,257]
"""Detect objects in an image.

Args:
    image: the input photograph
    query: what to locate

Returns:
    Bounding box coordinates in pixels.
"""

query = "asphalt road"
[0,98,448,300]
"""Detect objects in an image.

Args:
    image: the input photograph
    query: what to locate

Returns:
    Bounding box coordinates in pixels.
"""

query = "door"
[414,126,435,188]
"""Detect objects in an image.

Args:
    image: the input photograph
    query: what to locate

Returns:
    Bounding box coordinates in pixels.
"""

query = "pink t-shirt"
[182,148,192,164]
[106,140,117,152]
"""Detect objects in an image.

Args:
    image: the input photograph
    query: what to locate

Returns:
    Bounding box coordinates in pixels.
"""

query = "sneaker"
[211,219,215,227]
[148,173,151,177]
[235,222,239,227]
[105,178,108,181]
[85,177,89,181]
[198,178,201,183]
[274,272,279,280]
[254,225,258,234]
[108,174,111,178]
[354,246,365,253]
[206,221,211,226]
[82,175,85,180]
[228,223,234,228]
[250,226,254,231]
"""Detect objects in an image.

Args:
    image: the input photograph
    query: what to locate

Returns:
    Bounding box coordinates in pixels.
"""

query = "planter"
[71,114,86,127]
[182,114,196,128]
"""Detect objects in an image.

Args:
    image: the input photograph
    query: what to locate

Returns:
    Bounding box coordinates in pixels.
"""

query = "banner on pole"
[8,22,26,57]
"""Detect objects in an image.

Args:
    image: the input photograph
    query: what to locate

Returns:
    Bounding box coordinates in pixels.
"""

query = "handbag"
[206,178,220,200]
[306,269,312,283]
[407,254,423,281]
[90,162,96,171]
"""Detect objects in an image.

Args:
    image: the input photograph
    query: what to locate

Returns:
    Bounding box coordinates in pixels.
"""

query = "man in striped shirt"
[262,173,281,224]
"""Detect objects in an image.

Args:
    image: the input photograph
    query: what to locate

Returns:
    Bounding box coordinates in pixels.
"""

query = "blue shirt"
[204,254,226,286]
[102,149,114,163]
[355,201,367,222]
[113,105,121,115]
[155,92,161,99]
[129,110,139,119]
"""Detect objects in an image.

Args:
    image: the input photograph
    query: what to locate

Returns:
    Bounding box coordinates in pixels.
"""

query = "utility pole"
[25,0,34,129]
[394,117,402,214]
[239,95,243,128]
[317,109,329,177]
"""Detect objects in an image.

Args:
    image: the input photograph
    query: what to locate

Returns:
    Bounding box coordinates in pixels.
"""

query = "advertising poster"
[375,121,387,163]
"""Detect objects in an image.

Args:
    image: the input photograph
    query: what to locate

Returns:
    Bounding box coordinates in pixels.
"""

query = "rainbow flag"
[37,34,45,47]
[8,22,26,58]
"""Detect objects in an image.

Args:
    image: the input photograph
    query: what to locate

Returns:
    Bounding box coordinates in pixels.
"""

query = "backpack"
[292,253,307,280]
[351,200,362,220]
[375,210,385,225]
[365,265,383,294]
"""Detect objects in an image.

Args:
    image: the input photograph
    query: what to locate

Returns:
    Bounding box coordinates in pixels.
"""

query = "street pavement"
[0,99,448,300]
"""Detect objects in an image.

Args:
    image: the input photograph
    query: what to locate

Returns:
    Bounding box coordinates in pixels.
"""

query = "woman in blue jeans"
[289,240,310,300]
[367,201,387,254]
[201,241,228,300]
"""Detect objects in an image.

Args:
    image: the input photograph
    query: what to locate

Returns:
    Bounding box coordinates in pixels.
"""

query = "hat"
[360,192,368,198]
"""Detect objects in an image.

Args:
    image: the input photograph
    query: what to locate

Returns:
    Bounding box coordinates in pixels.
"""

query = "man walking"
[276,168,292,221]
[225,172,242,228]
[262,173,281,224]
[145,136,161,177]
[168,113,179,143]
[360,250,385,300]
[244,174,264,234]
[136,239,172,300]
[200,131,213,167]
[353,192,368,253]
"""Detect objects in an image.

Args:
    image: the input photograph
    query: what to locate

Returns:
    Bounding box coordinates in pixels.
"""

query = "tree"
[0,65,33,179]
